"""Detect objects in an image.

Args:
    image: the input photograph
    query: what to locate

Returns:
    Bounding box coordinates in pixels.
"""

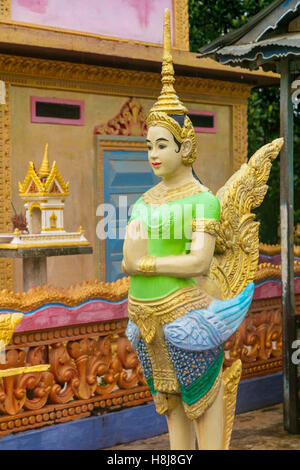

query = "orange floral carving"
[94,98,147,137]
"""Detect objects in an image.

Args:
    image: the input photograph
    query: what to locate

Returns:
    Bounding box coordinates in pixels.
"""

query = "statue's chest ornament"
[142,181,204,206]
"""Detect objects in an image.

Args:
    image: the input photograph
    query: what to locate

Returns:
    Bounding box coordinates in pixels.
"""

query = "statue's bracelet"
[139,255,156,274]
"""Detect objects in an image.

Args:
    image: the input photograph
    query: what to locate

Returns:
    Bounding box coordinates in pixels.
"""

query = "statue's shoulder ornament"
[191,191,221,234]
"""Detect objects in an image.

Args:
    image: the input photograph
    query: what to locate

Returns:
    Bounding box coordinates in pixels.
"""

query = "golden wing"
[208,138,284,300]
[0,313,23,346]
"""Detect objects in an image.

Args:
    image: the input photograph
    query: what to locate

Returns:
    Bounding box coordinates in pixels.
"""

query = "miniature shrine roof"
[19,145,69,198]
[198,0,300,72]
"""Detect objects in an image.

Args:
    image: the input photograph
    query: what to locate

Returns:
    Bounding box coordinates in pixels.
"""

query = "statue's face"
[146,126,183,178]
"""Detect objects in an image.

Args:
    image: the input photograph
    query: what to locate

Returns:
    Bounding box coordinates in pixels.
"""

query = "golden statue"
[122,9,283,450]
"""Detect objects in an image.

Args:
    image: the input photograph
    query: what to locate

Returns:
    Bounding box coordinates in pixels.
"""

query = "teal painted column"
[280,58,297,433]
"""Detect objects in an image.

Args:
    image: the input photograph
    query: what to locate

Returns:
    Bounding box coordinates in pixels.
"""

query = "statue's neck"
[161,165,194,189]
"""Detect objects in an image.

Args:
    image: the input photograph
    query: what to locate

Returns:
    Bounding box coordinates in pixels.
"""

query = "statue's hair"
[146,112,197,166]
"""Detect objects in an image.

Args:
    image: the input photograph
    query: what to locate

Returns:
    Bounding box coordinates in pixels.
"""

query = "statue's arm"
[123,219,216,278]
[154,231,216,278]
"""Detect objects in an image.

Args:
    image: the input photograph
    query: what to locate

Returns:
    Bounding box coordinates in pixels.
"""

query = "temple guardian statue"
[122,9,283,450]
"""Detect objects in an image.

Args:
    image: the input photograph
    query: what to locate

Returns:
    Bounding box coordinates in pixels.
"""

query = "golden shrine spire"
[39,143,50,178]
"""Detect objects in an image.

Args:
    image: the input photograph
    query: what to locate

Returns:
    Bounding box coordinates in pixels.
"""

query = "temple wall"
[190,102,232,193]
[11,0,174,44]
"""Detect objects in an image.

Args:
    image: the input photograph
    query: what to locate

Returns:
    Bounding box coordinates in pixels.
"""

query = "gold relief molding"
[0,277,129,311]
[232,103,248,171]
[0,0,10,19]
[0,53,252,100]
[173,0,189,51]
[259,242,300,257]
[254,261,300,283]
[255,262,281,282]
[0,82,12,290]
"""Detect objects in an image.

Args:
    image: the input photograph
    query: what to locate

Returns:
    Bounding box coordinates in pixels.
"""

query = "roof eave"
[198,0,287,55]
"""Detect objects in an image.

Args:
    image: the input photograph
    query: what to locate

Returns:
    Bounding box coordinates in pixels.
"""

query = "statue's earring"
[181,139,193,160]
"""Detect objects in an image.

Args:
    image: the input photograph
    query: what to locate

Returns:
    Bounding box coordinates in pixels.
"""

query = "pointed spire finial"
[149,8,187,115]
[39,143,50,178]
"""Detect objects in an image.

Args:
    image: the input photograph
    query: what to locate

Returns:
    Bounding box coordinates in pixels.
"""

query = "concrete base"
[0,372,283,450]
[23,257,47,290]
[236,371,283,414]
[0,404,168,450]
[0,244,93,290]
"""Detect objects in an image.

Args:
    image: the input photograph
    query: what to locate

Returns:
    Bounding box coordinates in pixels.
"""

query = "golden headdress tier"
[149,9,187,115]
[39,143,50,178]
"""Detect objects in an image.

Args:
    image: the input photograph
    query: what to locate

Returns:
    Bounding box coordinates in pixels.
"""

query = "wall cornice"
[0,53,253,100]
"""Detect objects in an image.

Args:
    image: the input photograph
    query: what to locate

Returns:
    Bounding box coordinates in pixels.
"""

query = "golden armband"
[139,256,156,274]
[192,218,220,237]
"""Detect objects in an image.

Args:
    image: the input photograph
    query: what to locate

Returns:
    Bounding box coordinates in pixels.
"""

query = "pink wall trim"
[31,96,85,126]
[253,277,300,300]
[7,298,129,333]
[259,254,282,266]
[188,110,217,134]
[259,254,300,266]
[1,275,298,332]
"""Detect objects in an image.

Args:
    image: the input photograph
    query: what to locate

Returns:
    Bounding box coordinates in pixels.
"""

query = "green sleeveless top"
[128,190,220,301]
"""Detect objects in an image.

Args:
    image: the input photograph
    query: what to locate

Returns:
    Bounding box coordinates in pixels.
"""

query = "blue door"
[103,146,158,282]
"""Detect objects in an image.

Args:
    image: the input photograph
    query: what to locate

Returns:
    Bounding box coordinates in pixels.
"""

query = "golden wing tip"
[11,312,24,326]
[0,312,23,346]
[223,359,242,383]
[222,359,243,450]
[272,137,284,151]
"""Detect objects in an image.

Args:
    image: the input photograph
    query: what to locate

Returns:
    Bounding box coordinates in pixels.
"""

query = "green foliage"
[248,87,281,244]
[189,0,275,53]
[189,0,299,244]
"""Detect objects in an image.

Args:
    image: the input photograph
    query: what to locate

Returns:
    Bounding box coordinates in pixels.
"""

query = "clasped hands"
[123,219,151,276]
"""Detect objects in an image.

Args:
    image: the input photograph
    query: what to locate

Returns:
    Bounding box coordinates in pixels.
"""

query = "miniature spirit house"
[4,143,89,247]
[19,144,69,235]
